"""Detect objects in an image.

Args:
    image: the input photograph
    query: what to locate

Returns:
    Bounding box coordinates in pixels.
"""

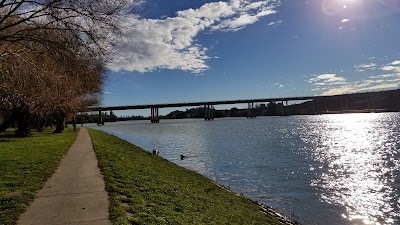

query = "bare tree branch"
[0,0,138,135]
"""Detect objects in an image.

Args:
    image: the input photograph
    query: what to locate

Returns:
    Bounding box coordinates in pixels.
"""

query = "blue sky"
[103,0,400,116]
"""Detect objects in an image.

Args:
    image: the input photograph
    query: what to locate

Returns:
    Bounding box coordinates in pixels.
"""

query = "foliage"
[74,112,118,124]
[0,0,137,136]
[89,129,291,225]
[0,127,79,225]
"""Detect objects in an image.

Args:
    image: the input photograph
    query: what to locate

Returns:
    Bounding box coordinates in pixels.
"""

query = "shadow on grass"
[0,127,59,139]
[0,128,16,138]
[0,131,17,141]
[0,139,17,143]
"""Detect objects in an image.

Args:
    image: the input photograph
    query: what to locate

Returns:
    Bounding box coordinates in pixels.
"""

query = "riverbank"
[88,129,294,225]
[0,127,79,225]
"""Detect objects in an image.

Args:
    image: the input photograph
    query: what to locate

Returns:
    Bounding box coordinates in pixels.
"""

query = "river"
[90,112,400,225]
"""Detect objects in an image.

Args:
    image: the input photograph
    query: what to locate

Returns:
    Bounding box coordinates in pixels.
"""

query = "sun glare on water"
[300,113,400,225]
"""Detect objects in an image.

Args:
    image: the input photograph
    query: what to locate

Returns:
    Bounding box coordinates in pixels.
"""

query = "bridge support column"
[151,107,160,123]
[247,102,257,118]
[204,105,214,120]
[312,99,320,115]
[97,111,104,125]
[285,101,290,116]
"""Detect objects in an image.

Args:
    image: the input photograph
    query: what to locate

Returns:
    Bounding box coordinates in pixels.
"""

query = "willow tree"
[0,0,136,136]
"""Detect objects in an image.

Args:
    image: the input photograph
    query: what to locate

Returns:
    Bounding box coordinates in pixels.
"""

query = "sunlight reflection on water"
[297,113,400,225]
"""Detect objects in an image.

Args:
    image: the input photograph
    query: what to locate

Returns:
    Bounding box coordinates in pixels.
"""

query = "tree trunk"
[0,112,16,133]
[15,111,32,137]
[35,116,47,132]
[73,113,76,131]
[54,118,64,133]
[53,107,66,134]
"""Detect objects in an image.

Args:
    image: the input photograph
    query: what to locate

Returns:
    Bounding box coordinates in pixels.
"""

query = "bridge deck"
[89,96,326,111]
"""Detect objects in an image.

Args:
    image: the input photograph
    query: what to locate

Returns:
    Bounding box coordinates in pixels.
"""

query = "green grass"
[89,129,292,225]
[0,127,79,225]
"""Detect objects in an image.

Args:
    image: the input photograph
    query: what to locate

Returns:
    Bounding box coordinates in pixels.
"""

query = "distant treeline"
[289,89,400,114]
[73,111,151,124]
[164,89,400,119]
[74,112,118,124]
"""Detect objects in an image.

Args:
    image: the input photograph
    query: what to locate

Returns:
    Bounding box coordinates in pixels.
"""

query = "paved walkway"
[18,128,111,225]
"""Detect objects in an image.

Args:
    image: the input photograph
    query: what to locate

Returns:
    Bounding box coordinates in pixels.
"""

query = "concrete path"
[18,128,111,225]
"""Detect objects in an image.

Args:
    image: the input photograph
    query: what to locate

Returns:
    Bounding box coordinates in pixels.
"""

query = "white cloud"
[311,59,400,96]
[321,86,353,96]
[355,63,376,71]
[382,66,400,73]
[309,73,347,84]
[267,20,282,26]
[390,60,400,65]
[341,18,350,23]
[210,3,277,32]
[108,0,280,73]
[322,83,400,96]
[369,73,398,79]
[273,82,284,88]
[381,60,400,73]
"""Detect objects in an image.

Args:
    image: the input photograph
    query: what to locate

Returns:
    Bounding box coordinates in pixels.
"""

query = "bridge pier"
[150,107,160,123]
[312,98,320,115]
[97,111,104,125]
[247,102,257,118]
[204,105,214,120]
[285,101,290,116]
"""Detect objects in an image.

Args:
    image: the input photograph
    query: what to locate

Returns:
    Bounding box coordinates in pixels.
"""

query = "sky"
[102,0,400,116]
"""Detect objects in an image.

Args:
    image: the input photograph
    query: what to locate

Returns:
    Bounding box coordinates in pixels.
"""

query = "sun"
[337,0,360,8]
[337,0,359,3]
[321,0,362,16]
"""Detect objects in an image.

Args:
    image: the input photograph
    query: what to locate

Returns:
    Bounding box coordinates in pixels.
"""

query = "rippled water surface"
[91,113,400,225]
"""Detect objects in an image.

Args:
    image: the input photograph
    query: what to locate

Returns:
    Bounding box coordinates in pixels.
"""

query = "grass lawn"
[89,129,293,225]
[0,127,79,225]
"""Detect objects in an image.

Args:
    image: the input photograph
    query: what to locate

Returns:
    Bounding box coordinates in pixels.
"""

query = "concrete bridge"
[90,95,324,125]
